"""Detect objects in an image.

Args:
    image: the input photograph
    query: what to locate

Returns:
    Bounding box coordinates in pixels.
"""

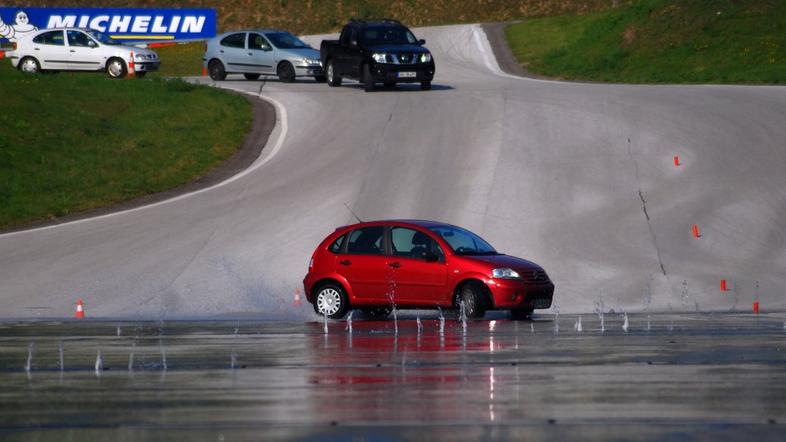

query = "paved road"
[0,25,784,317]
[1,313,785,441]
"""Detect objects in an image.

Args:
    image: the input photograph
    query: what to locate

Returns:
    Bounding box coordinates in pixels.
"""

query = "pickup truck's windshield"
[360,26,418,46]
[266,32,310,49]
[86,29,120,45]
[428,226,497,255]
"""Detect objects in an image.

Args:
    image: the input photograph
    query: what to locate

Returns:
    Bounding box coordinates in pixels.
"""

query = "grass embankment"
[0,65,250,230]
[505,0,786,84]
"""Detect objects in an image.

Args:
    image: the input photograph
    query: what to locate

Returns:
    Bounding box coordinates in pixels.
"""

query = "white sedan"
[8,27,160,78]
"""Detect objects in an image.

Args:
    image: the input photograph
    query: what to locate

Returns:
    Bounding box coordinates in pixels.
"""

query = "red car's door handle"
[388,262,401,269]
[339,259,351,266]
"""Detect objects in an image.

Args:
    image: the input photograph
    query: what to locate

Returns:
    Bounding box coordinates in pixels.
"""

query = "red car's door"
[335,226,390,301]
[388,227,448,304]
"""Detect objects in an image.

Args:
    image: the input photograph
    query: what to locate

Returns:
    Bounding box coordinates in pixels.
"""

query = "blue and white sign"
[0,7,216,42]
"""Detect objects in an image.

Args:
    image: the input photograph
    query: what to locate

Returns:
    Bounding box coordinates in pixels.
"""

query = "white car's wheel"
[313,284,349,319]
[106,58,127,79]
[19,57,40,74]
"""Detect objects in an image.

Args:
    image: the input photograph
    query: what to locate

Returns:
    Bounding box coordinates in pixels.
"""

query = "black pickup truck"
[320,19,435,91]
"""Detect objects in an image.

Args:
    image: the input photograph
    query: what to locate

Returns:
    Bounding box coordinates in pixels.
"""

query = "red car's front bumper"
[487,279,554,309]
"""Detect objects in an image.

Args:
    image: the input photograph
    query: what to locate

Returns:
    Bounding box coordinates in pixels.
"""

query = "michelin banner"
[0,7,216,43]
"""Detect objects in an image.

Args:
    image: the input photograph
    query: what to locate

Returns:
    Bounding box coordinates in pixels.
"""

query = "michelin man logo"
[0,10,38,41]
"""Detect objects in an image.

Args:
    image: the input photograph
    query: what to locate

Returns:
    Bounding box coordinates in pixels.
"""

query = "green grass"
[0,64,250,230]
[149,42,206,78]
[505,0,786,84]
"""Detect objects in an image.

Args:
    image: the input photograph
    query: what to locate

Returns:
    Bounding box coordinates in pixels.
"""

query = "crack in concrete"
[629,138,667,277]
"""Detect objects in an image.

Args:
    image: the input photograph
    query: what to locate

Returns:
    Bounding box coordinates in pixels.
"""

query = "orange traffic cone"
[674,155,681,167]
[202,66,208,76]
[293,289,302,306]
[75,298,85,319]
[128,52,135,78]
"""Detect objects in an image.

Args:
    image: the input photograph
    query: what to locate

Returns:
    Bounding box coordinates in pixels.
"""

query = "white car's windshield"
[266,32,310,49]
[429,226,497,255]
[86,29,120,45]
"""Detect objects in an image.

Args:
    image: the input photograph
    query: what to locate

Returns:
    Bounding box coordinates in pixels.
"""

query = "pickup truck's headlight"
[372,53,388,63]
[492,268,521,279]
[420,53,432,63]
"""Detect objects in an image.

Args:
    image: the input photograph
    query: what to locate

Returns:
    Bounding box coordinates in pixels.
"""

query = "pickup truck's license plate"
[398,72,416,78]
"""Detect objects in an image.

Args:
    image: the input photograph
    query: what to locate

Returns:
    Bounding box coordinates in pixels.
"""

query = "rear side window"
[346,227,384,255]
[328,234,347,254]
[33,30,64,46]
[220,33,246,48]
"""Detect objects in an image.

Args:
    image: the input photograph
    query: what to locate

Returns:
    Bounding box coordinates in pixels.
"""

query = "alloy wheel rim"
[22,59,37,73]
[317,288,341,316]
[327,63,333,82]
[108,61,123,77]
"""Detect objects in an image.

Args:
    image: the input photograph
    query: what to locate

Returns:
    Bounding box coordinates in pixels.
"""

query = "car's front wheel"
[313,283,349,319]
[277,61,295,83]
[326,59,341,87]
[362,64,375,92]
[456,283,487,319]
[208,60,227,81]
[106,57,127,79]
[18,57,40,74]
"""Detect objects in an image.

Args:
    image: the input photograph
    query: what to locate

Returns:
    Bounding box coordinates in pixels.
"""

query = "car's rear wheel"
[18,57,40,74]
[277,61,296,83]
[456,283,487,319]
[208,60,227,81]
[510,307,534,320]
[106,58,127,79]
[420,81,432,91]
[313,283,349,319]
[244,73,261,80]
[326,59,341,87]
[363,64,375,92]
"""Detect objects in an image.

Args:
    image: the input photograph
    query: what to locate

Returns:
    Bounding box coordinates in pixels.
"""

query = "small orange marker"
[202,66,208,76]
[75,298,85,319]
[293,289,302,306]
[674,155,681,167]
[720,279,728,292]
[753,301,760,314]
[128,52,135,77]
[692,224,701,238]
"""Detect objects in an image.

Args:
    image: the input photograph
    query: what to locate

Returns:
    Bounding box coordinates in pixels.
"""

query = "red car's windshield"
[428,226,497,255]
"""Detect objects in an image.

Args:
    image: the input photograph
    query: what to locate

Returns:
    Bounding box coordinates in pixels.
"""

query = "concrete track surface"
[1,25,785,317]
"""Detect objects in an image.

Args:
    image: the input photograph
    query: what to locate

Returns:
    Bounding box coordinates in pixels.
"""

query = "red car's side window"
[346,227,384,255]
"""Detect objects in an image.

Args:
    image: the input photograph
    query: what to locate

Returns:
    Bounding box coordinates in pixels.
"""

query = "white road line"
[0,91,288,238]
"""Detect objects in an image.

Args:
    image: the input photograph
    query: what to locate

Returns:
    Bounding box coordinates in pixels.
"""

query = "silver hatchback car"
[204,29,325,82]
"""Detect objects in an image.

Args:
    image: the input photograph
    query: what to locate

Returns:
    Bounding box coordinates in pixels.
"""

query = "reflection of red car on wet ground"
[303,220,554,319]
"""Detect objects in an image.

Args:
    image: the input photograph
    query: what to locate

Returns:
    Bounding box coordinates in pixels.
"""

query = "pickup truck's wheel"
[244,73,261,80]
[208,60,227,81]
[277,61,296,83]
[420,80,432,91]
[326,59,342,87]
[106,58,127,79]
[363,64,375,92]
[313,283,349,319]
[455,282,487,319]
[18,57,40,74]
[510,307,534,320]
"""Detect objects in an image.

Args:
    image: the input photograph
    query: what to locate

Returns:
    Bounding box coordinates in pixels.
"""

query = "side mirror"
[418,39,426,45]
[424,251,439,263]
[88,40,97,48]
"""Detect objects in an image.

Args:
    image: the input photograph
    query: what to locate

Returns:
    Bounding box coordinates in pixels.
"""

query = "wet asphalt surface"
[1,312,785,441]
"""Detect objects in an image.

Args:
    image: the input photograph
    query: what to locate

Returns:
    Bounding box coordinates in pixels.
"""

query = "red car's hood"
[462,254,542,272]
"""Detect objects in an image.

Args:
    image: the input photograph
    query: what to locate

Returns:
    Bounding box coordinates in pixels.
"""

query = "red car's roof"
[335,219,458,231]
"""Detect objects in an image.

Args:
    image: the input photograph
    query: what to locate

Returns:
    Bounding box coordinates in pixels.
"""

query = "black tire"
[420,81,432,91]
[326,59,342,87]
[363,64,375,92]
[456,283,487,319]
[361,307,392,319]
[244,73,261,80]
[105,57,127,79]
[510,307,534,320]
[208,60,227,81]
[18,57,40,74]
[314,75,327,83]
[383,81,396,89]
[313,283,350,319]
[277,61,296,83]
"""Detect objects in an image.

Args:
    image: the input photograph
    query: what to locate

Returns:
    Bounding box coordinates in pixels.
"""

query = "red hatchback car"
[303,220,554,319]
